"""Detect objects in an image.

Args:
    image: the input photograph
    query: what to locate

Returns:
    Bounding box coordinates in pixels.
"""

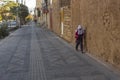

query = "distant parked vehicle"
[8,21,17,28]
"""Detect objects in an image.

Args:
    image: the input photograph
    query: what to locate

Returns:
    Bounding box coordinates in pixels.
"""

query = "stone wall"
[49,0,120,69]
[51,0,72,38]
[71,0,120,68]
[62,7,72,42]
[51,0,61,35]
[60,0,71,7]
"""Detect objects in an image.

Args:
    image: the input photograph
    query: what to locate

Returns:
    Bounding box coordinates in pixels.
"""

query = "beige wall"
[36,0,42,8]
[51,0,61,35]
[49,0,120,69]
[71,0,120,68]
[50,0,72,41]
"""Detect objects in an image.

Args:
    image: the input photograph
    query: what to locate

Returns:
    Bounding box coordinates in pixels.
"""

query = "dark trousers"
[75,38,83,52]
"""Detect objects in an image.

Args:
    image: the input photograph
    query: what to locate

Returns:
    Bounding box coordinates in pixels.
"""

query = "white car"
[8,21,17,28]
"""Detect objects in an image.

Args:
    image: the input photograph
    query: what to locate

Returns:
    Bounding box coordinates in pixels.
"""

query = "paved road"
[0,22,120,80]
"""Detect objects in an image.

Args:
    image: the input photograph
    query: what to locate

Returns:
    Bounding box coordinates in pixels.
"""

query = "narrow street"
[0,22,120,80]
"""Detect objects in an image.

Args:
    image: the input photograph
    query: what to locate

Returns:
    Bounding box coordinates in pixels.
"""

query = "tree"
[0,1,18,21]
[0,1,29,24]
[18,4,29,24]
[25,14,33,22]
[0,15,2,21]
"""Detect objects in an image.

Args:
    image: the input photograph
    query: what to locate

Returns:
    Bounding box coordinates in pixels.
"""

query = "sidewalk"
[0,22,119,80]
[30,22,120,80]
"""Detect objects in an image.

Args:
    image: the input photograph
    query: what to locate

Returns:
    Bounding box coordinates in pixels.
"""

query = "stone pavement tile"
[27,26,47,80]
[35,26,120,80]
[0,22,120,80]
[80,75,109,80]
[52,77,80,80]
[0,26,31,80]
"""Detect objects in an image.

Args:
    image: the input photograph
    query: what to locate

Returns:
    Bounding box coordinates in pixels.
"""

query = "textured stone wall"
[51,0,61,35]
[49,0,120,69]
[60,0,71,7]
[71,0,120,68]
[62,7,72,42]
[51,0,72,38]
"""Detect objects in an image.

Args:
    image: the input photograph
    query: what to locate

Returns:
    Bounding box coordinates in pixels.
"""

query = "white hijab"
[77,25,83,35]
[77,25,82,30]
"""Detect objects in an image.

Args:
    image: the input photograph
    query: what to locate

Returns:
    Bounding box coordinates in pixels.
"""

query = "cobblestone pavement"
[0,22,120,80]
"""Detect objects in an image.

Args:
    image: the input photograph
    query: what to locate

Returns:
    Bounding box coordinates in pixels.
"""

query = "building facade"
[48,0,120,69]
[34,0,41,23]
[35,0,49,25]
[71,0,120,69]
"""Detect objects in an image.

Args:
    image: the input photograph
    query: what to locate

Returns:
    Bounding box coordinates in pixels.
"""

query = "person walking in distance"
[75,25,85,53]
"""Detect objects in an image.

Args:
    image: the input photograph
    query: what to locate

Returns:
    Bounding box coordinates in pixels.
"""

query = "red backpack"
[75,30,78,39]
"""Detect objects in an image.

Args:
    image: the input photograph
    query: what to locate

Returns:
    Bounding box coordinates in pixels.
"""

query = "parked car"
[8,21,17,28]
